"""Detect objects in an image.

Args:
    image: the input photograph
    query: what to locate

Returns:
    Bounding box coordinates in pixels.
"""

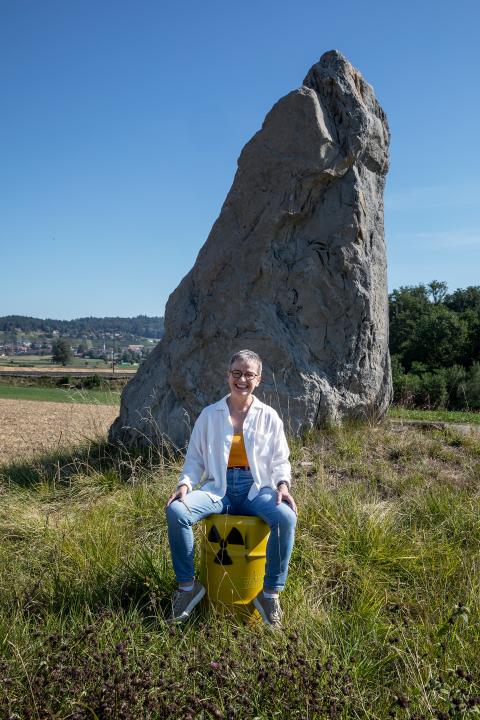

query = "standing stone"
[109,50,391,449]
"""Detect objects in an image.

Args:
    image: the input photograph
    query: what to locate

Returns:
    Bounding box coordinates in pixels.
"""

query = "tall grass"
[0,423,479,718]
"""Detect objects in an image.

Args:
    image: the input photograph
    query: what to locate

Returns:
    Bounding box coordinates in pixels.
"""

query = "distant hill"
[0,315,164,339]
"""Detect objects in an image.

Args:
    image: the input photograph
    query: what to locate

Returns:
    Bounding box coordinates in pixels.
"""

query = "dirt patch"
[0,398,118,466]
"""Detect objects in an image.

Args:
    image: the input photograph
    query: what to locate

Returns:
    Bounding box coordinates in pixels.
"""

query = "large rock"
[109,50,391,449]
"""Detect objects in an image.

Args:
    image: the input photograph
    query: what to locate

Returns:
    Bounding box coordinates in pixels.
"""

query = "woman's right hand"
[165,484,188,509]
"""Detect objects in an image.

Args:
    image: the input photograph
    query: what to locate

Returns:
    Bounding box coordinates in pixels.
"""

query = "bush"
[391,356,420,407]
[394,362,447,409]
[82,374,102,390]
[393,362,480,411]
[390,355,404,396]
[56,375,74,388]
[416,370,448,409]
[465,362,480,409]
[444,365,468,409]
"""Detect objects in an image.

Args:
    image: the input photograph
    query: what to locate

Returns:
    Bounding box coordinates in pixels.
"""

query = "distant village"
[0,332,158,365]
[0,316,164,366]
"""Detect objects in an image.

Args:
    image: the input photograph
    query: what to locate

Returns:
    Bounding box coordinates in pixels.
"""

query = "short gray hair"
[229,349,262,375]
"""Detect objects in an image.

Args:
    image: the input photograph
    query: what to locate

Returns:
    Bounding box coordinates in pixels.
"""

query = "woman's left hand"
[276,483,297,515]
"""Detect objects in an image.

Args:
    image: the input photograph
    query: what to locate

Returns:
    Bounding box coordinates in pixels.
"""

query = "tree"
[389,281,480,409]
[52,338,73,366]
[121,350,136,364]
[444,286,480,312]
[427,280,448,304]
[413,304,466,369]
[444,287,480,366]
[389,284,430,370]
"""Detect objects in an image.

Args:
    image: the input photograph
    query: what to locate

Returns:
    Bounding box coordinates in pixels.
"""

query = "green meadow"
[1,421,479,719]
[0,383,121,405]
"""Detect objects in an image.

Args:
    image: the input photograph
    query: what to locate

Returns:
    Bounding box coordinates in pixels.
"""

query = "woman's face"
[227,358,261,401]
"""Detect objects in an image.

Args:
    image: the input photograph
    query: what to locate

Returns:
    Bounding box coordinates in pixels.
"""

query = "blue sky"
[1,0,479,320]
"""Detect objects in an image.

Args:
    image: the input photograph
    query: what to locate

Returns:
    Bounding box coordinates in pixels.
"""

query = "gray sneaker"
[253,591,283,628]
[168,580,206,623]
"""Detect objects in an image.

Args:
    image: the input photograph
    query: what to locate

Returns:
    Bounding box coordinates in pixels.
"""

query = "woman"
[165,349,297,628]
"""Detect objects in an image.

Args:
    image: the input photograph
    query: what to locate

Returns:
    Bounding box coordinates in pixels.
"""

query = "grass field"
[3,381,479,425]
[0,383,121,405]
[0,416,479,718]
[0,355,138,371]
[388,406,480,425]
[1,354,57,366]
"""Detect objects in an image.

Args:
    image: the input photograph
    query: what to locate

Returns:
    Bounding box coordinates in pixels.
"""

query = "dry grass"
[1,421,479,719]
[0,398,118,465]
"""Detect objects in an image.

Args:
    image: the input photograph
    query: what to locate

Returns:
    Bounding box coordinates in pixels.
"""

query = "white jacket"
[177,394,291,501]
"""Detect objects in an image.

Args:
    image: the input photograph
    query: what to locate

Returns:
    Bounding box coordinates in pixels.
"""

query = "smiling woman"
[164,349,297,628]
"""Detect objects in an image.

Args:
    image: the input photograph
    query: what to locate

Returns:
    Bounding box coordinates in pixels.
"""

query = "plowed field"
[0,398,118,466]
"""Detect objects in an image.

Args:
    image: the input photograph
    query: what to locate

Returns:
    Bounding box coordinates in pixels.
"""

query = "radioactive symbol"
[207,524,245,565]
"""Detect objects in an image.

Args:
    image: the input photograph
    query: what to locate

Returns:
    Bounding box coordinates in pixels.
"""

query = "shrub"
[465,362,480,409]
[391,357,420,407]
[82,374,102,390]
[444,365,468,409]
[415,370,448,409]
[56,375,74,388]
[394,362,447,409]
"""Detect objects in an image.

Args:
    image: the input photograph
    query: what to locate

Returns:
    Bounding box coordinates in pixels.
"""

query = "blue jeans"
[166,469,297,591]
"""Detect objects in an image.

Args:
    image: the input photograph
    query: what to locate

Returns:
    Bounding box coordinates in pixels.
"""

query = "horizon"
[1,0,479,320]
[2,274,479,324]
[1,273,480,325]
[0,313,163,321]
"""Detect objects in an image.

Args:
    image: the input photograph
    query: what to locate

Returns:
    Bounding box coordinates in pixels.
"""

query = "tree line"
[389,281,480,410]
[4,286,479,410]
[0,315,164,339]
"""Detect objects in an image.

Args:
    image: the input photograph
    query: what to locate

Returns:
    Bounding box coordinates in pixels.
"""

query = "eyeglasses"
[229,370,259,381]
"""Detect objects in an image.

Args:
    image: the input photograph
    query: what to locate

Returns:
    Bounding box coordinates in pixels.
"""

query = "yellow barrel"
[199,514,270,620]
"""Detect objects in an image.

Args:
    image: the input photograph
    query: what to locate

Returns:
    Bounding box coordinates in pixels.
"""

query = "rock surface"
[109,50,392,449]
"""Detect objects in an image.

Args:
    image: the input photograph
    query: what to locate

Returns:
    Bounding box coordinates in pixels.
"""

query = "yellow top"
[228,433,249,467]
